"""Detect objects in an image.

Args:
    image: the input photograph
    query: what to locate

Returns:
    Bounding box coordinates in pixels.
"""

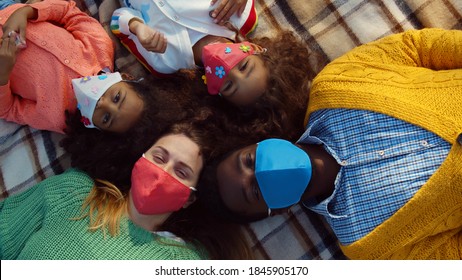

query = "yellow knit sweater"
[304,28,462,259]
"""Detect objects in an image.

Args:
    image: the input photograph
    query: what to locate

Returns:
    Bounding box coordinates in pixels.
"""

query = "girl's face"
[92,82,144,133]
[219,55,269,107]
[144,133,204,188]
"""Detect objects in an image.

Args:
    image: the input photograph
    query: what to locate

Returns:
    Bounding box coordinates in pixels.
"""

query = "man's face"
[216,144,269,220]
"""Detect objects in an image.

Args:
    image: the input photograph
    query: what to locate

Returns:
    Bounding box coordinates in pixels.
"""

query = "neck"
[192,35,233,66]
[298,144,339,202]
[127,192,172,232]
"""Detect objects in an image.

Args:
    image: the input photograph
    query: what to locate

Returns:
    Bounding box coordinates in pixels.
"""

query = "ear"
[121,72,136,81]
[182,193,197,209]
[250,43,267,54]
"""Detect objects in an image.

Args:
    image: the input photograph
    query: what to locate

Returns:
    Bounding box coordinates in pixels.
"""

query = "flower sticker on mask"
[239,44,251,52]
[215,66,225,78]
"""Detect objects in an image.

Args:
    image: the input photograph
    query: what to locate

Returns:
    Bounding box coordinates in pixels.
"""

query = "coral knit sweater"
[0,0,114,133]
[305,28,462,259]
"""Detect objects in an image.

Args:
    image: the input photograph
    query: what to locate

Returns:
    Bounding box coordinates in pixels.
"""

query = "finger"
[160,36,167,53]
[18,26,26,44]
[7,34,18,53]
[151,31,162,51]
[237,3,245,16]
[156,34,167,53]
[212,0,229,21]
[215,2,235,24]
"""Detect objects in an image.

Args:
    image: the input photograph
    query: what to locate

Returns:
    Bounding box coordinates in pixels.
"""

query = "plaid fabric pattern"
[299,109,451,245]
[1,0,460,259]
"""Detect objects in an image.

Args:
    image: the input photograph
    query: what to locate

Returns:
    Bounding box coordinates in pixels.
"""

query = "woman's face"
[143,133,204,188]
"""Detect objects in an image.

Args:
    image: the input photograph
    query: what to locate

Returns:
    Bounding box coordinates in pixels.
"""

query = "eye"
[150,151,166,164]
[245,153,254,169]
[221,81,232,93]
[175,168,188,180]
[102,113,110,124]
[113,92,120,103]
[239,60,248,72]
[152,154,166,164]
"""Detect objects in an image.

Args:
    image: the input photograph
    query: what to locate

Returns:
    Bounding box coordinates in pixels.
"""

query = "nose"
[161,162,175,177]
[97,95,116,111]
[227,66,240,80]
[241,167,256,188]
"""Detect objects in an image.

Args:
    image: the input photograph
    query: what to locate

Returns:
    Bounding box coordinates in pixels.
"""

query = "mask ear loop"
[267,208,272,217]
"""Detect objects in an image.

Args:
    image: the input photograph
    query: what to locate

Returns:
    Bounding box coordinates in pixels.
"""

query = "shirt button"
[420,140,429,147]
[41,41,47,46]
[158,1,164,6]
[174,15,179,21]
[340,160,348,166]
[64,59,70,64]
[457,133,462,145]
[378,150,385,156]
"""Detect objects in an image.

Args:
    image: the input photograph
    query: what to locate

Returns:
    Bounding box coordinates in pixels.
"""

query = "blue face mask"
[255,139,312,211]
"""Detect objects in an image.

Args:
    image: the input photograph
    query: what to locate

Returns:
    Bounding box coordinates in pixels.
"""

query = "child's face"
[218,55,269,107]
[92,82,144,133]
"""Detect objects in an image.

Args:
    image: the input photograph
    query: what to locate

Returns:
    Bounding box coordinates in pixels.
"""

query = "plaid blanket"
[1,0,460,260]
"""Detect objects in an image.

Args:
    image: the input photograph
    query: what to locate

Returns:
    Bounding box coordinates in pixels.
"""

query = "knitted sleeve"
[0,169,93,259]
[340,28,462,70]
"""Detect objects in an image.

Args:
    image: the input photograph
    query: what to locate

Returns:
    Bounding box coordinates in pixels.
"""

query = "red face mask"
[130,155,196,215]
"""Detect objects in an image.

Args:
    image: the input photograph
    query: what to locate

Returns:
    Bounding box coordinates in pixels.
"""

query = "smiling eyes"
[150,151,190,180]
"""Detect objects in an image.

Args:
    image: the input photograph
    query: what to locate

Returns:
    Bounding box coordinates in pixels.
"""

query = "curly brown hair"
[247,31,315,141]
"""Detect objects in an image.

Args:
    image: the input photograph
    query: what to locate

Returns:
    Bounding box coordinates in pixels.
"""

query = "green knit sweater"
[0,169,205,260]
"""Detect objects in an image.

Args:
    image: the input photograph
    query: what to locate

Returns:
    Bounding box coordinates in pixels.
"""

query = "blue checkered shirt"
[298,109,450,245]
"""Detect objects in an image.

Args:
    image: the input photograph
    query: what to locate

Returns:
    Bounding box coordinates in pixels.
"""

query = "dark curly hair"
[60,75,199,189]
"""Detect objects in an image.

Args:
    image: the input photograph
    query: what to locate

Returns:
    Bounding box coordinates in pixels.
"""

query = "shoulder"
[38,168,94,193]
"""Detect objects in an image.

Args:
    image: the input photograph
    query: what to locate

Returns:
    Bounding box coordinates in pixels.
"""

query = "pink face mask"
[130,155,197,215]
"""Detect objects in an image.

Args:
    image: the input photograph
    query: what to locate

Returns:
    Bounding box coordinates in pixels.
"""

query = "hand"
[0,35,18,86]
[130,20,167,53]
[1,6,35,46]
[210,0,247,25]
